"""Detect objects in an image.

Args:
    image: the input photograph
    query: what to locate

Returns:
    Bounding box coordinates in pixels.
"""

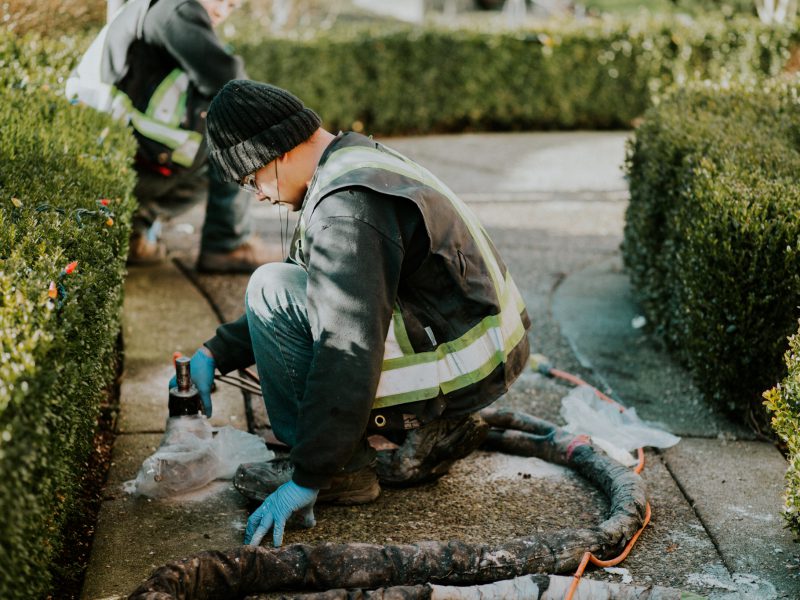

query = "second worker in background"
[67,0,280,271]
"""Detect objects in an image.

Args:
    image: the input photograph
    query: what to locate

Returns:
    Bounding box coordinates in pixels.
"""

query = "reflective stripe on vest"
[65,18,200,167]
[146,69,190,128]
[375,270,526,408]
[301,144,528,408]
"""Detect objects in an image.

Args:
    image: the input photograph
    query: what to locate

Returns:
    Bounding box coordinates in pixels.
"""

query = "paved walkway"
[81,132,799,600]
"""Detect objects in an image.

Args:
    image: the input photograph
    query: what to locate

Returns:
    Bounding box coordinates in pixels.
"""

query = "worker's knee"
[245,262,307,321]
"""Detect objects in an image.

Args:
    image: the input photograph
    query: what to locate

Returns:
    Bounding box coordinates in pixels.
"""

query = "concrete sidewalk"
[81,132,799,599]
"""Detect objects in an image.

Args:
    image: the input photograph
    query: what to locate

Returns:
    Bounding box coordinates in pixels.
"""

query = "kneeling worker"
[179,80,531,547]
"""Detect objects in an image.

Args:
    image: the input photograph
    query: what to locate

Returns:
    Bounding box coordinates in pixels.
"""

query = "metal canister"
[168,356,202,416]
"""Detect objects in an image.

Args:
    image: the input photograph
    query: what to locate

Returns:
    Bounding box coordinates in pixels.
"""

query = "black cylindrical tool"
[169,356,202,417]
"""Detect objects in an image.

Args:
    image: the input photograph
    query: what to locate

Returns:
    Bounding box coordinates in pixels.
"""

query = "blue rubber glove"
[168,348,215,417]
[245,481,318,547]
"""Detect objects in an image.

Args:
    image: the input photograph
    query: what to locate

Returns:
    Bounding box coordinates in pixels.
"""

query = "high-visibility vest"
[64,0,201,167]
[293,134,529,410]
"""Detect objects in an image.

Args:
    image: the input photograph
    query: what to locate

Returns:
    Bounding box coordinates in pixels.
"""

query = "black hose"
[127,409,647,600]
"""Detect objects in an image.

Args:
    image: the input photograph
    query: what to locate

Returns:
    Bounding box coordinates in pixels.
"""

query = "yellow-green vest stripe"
[301,143,528,409]
[146,68,189,128]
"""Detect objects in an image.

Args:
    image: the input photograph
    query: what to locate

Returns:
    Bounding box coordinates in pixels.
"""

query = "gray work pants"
[133,160,252,254]
[244,262,489,484]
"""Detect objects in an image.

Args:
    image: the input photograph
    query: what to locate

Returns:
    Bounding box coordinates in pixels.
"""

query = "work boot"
[234,457,381,505]
[376,413,489,487]
[196,237,283,274]
[127,227,167,266]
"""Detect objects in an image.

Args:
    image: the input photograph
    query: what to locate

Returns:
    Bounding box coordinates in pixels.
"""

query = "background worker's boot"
[196,237,283,274]
[376,413,489,487]
[127,220,166,265]
[234,457,380,505]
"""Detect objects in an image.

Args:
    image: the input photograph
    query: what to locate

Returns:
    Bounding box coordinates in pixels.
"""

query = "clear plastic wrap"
[560,385,680,466]
[130,416,274,498]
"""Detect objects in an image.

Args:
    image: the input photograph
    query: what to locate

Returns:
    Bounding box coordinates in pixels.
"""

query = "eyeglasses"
[239,172,261,194]
[239,161,279,204]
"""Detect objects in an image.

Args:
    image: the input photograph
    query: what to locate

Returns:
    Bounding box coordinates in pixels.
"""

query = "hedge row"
[230,15,797,135]
[0,30,137,599]
[764,326,800,537]
[622,78,800,421]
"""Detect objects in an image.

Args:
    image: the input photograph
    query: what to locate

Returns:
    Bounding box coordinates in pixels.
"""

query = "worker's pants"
[134,160,252,253]
[244,262,488,484]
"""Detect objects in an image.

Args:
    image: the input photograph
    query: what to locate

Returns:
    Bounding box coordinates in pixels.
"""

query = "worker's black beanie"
[206,80,321,183]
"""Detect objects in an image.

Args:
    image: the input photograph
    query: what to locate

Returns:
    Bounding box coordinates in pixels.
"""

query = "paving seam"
[656,444,732,574]
[172,257,228,324]
[170,257,258,433]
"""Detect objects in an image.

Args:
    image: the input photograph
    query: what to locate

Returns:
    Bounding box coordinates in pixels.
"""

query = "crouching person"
[180,80,531,547]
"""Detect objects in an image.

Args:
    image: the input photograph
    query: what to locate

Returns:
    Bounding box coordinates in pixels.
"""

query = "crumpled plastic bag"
[128,416,274,498]
[560,385,680,467]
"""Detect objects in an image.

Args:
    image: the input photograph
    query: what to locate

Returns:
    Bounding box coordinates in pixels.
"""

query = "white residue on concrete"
[166,480,231,502]
[686,565,777,600]
[603,566,633,584]
[726,504,776,523]
[665,530,711,550]
[470,451,571,482]
[231,518,246,532]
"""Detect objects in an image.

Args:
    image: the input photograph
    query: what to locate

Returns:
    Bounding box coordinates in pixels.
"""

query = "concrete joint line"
[657,447,733,575]
[171,257,227,325]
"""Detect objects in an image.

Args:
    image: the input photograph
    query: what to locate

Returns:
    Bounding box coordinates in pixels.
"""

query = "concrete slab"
[81,484,249,600]
[117,261,246,433]
[82,431,252,599]
[552,255,752,440]
[582,450,725,595]
[663,438,800,598]
[381,131,630,195]
[80,258,251,599]
[122,261,216,361]
[103,433,163,494]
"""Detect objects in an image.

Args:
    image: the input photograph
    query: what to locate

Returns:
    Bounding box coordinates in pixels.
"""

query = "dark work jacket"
[206,133,531,489]
[111,0,245,168]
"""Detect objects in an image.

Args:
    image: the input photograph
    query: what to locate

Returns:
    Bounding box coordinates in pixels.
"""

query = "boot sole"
[317,480,381,505]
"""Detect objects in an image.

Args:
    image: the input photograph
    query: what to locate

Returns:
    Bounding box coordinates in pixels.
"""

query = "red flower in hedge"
[64,261,78,275]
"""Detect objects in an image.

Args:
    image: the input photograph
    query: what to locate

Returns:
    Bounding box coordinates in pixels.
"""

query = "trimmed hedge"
[764,326,800,537]
[0,30,136,598]
[231,15,797,135]
[622,78,800,420]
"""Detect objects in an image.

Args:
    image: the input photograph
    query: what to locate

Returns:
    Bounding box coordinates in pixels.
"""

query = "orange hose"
[565,502,652,599]
[549,367,651,600]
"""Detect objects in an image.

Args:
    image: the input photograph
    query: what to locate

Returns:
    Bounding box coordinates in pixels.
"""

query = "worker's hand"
[244,481,318,547]
[168,347,215,417]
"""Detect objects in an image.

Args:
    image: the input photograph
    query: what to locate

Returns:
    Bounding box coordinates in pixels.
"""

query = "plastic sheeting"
[560,385,680,467]
[127,416,273,498]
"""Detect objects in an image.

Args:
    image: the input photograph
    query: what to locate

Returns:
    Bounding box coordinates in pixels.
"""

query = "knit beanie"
[206,80,322,183]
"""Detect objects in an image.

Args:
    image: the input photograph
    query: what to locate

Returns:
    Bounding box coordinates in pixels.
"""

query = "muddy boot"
[196,237,283,274]
[376,413,489,487]
[234,456,293,501]
[234,457,380,505]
